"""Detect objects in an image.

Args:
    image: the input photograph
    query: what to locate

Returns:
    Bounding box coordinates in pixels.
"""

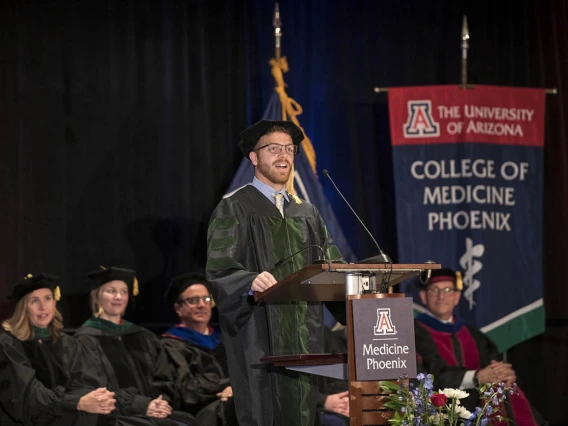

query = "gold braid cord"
[270,57,318,204]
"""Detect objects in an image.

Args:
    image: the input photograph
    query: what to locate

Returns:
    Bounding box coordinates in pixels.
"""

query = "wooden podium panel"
[254,263,440,302]
[256,263,439,426]
[260,353,346,366]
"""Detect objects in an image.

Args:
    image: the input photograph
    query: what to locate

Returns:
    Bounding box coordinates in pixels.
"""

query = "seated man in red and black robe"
[414,268,547,426]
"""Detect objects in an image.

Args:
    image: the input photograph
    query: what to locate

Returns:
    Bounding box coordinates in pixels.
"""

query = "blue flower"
[486,405,493,415]
[417,373,425,381]
[481,418,488,426]
[492,396,499,405]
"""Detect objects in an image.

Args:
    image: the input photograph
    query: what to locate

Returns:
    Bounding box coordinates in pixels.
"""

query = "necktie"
[273,193,284,218]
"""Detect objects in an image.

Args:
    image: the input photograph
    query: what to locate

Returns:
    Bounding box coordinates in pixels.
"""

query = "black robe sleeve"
[464,323,502,365]
[161,337,230,410]
[144,331,180,408]
[206,197,260,336]
[75,334,152,416]
[0,333,73,422]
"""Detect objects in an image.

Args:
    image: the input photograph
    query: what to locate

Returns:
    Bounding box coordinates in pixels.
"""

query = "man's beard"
[256,158,291,185]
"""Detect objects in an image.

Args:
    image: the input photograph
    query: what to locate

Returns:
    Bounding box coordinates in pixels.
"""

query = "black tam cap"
[237,119,304,158]
[422,268,463,291]
[164,272,211,305]
[9,273,61,302]
[87,266,139,296]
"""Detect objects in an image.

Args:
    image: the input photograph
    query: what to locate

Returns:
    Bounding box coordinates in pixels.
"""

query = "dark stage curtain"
[0,0,566,422]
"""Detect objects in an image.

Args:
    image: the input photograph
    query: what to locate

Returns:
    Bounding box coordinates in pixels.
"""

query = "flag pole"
[273,3,282,61]
[373,15,557,95]
[269,2,318,174]
[461,15,470,89]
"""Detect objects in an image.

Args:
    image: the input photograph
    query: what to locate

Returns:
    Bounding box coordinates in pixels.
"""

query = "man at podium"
[206,120,344,426]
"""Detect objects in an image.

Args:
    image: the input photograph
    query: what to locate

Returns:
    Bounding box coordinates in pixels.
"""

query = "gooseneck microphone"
[322,169,392,264]
[271,244,329,273]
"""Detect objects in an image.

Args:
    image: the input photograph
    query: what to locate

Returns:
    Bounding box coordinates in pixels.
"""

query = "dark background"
[1,0,566,422]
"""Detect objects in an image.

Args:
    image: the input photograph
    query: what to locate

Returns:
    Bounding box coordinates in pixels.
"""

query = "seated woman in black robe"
[0,273,119,425]
[161,273,237,426]
[74,266,197,426]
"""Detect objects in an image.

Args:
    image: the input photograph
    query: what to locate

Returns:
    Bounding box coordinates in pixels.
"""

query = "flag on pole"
[225,57,356,265]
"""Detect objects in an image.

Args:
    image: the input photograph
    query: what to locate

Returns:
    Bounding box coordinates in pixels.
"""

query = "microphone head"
[322,169,329,176]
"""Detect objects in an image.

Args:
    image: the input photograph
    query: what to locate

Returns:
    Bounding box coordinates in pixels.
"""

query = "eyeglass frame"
[254,143,299,155]
[177,295,212,306]
[425,287,458,296]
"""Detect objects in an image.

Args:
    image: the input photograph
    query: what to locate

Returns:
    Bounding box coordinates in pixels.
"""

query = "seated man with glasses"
[415,268,547,425]
[161,273,237,426]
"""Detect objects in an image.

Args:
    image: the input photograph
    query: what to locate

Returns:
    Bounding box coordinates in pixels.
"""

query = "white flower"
[429,413,448,423]
[454,405,473,419]
[440,388,470,402]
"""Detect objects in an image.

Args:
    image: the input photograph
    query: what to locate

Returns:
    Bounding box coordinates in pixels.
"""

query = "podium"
[256,262,440,426]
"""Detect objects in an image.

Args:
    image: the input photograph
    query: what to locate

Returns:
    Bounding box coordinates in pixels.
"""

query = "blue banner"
[388,85,546,351]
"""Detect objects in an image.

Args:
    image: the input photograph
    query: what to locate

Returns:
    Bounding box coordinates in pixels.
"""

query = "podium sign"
[352,297,417,381]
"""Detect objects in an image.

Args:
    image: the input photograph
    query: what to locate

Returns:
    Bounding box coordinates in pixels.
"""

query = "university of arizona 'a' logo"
[403,100,440,138]
[374,308,397,336]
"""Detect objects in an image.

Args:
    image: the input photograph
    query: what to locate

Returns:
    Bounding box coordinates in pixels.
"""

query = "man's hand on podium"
[251,271,278,292]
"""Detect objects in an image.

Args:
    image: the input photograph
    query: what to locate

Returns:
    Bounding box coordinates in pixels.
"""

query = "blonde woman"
[0,273,117,426]
[74,266,197,426]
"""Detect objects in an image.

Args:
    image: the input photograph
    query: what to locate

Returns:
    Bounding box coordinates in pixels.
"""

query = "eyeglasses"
[426,287,457,296]
[104,288,129,296]
[254,143,298,155]
[178,296,212,306]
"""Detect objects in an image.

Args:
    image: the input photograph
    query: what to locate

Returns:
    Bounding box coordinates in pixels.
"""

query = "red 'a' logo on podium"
[403,100,440,138]
[374,308,397,336]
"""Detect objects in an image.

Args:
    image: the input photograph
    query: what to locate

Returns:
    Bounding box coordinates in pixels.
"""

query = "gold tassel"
[133,277,139,296]
[455,271,463,291]
[270,56,317,174]
[54,286,61,301]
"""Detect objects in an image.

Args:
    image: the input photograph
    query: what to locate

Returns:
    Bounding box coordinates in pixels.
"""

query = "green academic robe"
[206,185,344,426]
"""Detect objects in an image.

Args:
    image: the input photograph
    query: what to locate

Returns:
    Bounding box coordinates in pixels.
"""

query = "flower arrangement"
[379,373,517,426]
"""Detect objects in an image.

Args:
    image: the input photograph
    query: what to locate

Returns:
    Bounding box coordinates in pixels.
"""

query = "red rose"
[430,393,448,407]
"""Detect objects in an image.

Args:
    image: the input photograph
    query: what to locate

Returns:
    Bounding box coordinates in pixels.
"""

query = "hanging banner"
[388,85,546,352]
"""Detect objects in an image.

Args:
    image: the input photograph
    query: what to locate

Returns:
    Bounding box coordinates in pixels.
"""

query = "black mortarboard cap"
[164,272,211,305]
[421,268,463,290]
[9,273,60,302]
[87,266,139,295]
[237,119,304,158]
